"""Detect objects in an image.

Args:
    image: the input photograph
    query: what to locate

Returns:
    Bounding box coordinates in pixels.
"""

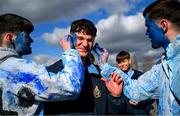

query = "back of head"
[116,51,130,63]
[0,13,34,34]
[70,18,97,38]
[143,0,180,28]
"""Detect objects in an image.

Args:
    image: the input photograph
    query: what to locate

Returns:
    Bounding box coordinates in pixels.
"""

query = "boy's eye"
[87,39,94,42]
[78,37,84,40]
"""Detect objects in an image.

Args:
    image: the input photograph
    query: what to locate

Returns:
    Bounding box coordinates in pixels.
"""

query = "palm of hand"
[106,79,123,97]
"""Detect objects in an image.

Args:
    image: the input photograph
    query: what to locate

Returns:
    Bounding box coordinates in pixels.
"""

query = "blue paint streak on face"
[145,16,170,49]
[8,71,47,94]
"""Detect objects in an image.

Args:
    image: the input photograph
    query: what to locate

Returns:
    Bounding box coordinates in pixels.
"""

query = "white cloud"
[96,13,145,42]
[0,0,130,23]
[42,27,70,45]
[95,13,163,65]
[32,54,59,65]
[120,13,144,33]
[144,48,164,58]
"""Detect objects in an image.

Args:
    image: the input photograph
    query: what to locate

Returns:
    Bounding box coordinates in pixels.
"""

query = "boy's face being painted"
[145,16,169,49]
[75,31,94,58]
[13,32,33,56]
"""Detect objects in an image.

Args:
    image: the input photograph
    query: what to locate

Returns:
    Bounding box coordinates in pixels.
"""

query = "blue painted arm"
[0,49,84,101]
[100,63,159,102]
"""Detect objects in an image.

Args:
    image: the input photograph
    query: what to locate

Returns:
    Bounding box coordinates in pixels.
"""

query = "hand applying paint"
[60,33,77,51]
[66,33,77,49]
[93,43,109,64]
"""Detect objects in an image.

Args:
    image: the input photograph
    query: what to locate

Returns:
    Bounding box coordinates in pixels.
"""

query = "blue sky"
[1,0,164,67]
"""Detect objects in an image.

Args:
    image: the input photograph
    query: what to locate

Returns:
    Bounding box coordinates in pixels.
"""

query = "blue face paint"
[13,32,33,56]
[145,16,169,49]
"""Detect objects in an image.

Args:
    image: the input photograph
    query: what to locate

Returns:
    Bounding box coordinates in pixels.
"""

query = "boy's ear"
[3,33,13,42]
[160,19,168,33]
[129,58,132,65]
[4,33,16,43]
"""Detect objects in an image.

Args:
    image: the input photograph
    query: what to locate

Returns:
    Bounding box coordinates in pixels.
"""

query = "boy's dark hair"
[0,13,34,33]
[116,51,130,63]
[0,13,34,44]
[70,19,97,38]
[143,0,180,28]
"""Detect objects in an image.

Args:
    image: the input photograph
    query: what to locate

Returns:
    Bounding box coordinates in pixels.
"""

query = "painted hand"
[93,43,109,64]
[101,48,109,64]
[59,38,71,52]
[101,72,123,97]
[66,33,77,49]
[60,33,77,51]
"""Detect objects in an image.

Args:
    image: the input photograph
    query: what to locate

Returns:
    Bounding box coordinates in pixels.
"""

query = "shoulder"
[133,70,143,75]
[131,69,143,79]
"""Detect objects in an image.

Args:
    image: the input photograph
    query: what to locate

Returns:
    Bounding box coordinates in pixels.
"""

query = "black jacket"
[122,70,155,115]
[44,59,126,115]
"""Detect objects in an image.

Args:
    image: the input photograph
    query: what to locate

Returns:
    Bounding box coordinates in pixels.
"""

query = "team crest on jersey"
[93,85,101,98]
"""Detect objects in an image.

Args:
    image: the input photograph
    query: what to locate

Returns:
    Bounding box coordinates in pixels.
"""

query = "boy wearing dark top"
[116,51,155,115]
[44,19,125,115]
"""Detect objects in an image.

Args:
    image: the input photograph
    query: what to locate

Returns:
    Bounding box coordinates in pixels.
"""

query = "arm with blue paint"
[36,34,84,101]
[0,35,84,102]
[99,48,160,102]
[0,48,84,115]
[101,62,160,102]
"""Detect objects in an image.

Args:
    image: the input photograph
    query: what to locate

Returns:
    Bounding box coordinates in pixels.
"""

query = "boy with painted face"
[100,0,180,115]
[0,13,84,115]
[44,19,124,115]
[10,32,33,56]
[145,16,170,49]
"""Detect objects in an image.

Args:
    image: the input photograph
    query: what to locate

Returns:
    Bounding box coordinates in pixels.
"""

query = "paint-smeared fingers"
[110,72,121,83]
[60,38,70,51]
[116,77,123,84]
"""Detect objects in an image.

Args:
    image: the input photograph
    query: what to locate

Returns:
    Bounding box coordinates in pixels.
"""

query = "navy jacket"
[44,59,126,115]
[122,70,155,115]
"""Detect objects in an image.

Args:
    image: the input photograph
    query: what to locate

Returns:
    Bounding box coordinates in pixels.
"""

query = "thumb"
[101,77,108,83]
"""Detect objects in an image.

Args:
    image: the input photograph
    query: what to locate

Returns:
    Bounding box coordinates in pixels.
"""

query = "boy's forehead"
[76,32,94,39]
[119,58,129,62]
[144,15,157,28]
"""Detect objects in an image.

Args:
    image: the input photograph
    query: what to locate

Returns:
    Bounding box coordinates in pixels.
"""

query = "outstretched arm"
[0,35,84,102]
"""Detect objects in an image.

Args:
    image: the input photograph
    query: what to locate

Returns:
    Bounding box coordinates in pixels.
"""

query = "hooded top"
[0,47,84,115]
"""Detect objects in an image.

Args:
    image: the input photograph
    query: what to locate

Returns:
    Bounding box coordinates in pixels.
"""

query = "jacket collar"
[166,35,180,60]
[0,47,19,61]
